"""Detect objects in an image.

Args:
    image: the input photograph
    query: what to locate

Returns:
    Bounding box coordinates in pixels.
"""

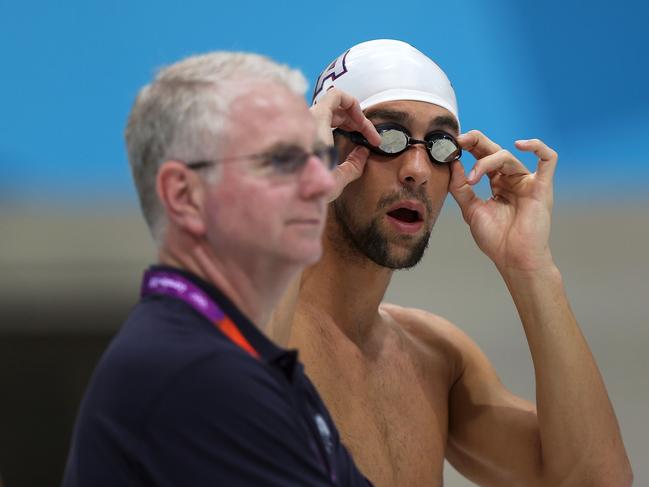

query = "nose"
[298,153,336,200]
[397,144,431,187]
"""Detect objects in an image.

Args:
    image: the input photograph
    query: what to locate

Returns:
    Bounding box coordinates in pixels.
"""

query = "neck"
[300,217,394,345]
[159,237,300,335]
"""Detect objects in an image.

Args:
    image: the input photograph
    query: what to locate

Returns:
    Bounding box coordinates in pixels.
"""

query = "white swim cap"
[312,39,459,124]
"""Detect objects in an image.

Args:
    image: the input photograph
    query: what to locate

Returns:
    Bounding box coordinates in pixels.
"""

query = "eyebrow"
[265,141,327,154]
[264,141,293,152]
[365,109,410,124]
[364,108,459,136]
[428,115,459,135]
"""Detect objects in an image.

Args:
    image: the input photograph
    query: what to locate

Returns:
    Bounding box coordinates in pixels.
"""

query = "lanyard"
[141,269,260,360]
[141,268,339,483]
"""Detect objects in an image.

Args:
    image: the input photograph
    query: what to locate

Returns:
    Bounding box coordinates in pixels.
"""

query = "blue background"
[2,0,647,208]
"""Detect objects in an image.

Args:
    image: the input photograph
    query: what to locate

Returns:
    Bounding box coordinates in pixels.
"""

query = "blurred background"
[1,0,647,485]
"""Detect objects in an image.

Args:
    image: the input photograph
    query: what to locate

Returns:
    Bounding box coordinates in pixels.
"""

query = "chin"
[284,243,323,266]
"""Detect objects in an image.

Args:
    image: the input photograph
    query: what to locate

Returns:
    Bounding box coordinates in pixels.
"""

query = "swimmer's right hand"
[309,88,379,202]
[327,145,370,202]
[310,87,380,146]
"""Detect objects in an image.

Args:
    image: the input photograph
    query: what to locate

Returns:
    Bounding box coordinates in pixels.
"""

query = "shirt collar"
[148,265,299,379]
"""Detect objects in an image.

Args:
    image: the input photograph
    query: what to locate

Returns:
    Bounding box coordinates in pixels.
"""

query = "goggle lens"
[430,137,460,163]
[378,129,409,154]
[377,127,460,164]
[334,127,461,165]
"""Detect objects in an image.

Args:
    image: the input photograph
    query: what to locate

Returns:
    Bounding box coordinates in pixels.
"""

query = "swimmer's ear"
[157,160,207,237]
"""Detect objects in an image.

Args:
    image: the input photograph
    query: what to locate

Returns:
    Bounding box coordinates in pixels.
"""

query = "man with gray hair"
[63,51,378,486]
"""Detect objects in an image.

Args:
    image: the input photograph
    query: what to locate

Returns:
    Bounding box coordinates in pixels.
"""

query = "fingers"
[351,113,382,147]
[515,138,558,182]
[448,160,483,223]
[328,146,370,202]
[457,130,502,160]
[329,89,381,146]
[459,130,558,187]
[310,104,336,146]
[311,88,381,146]
[465,148,530,185]
[330,90,378,141]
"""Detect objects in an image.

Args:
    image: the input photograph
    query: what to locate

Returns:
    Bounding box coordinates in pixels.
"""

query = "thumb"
[328,146,370,202]
[449,160,482,224]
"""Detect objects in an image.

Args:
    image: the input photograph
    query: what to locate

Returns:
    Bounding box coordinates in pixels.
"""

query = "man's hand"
[449,130,558,274]
[447,130,632,486]
[310,88,380,202]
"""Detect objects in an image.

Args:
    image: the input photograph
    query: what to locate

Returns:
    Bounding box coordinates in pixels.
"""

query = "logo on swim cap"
[312,39,459,125]
[312,49,350,102]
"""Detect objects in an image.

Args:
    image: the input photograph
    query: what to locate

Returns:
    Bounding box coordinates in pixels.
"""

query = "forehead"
[364,100,459,135]
[226,83,315,152]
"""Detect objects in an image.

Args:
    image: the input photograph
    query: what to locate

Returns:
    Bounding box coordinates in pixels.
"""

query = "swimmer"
[271,39,632,487]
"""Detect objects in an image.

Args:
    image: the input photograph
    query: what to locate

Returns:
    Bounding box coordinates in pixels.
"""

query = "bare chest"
[297,326,451,487]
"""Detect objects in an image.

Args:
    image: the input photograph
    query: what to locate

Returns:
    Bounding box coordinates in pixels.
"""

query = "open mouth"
[387,207,422,223]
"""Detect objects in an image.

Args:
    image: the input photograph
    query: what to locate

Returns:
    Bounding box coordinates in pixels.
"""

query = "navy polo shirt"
[63,266,371,486]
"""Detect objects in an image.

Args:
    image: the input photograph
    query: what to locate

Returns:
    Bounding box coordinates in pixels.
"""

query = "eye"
[268,147,306,174]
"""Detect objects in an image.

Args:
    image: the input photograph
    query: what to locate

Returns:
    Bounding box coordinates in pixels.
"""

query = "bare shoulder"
[379,302,482,384]
[380,302,475,349]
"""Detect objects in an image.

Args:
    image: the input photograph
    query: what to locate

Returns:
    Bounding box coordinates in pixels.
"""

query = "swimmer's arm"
[446,270,632,486]
[447,131,631,485]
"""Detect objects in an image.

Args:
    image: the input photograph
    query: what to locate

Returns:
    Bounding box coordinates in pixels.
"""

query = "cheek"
[338,176,376,217]
[211,180,294,241]
[427,166,451,212]
[427,162,451,189]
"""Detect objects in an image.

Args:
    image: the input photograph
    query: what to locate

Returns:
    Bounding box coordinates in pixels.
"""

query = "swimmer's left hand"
[449,130,558,275]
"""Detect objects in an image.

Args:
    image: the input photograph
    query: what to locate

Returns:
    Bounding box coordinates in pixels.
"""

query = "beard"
[333,188,435,269]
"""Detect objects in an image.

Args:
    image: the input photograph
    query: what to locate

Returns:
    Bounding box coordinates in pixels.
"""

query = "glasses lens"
[429,137,460,163]
[270,146,338,174]
[270,147,307,174]
[315,146,338,170]
[378,129,408,154]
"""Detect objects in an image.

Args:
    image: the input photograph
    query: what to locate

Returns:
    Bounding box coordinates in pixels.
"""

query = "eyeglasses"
[184,145,338,175]
[334,124,462,165]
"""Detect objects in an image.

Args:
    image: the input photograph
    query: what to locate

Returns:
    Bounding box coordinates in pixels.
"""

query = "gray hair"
[125,51,308,244]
